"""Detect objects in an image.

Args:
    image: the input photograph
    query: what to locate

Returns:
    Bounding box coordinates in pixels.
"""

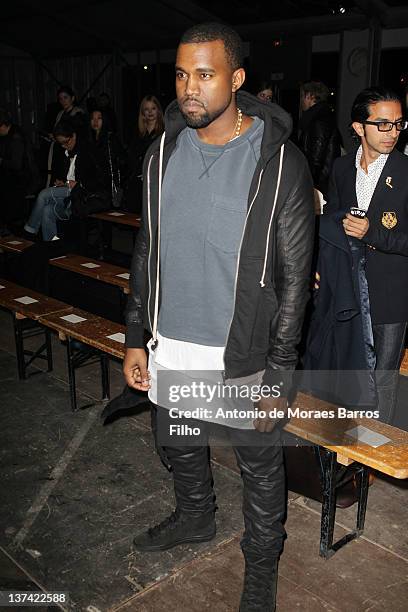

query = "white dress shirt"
[65,149,77,183]
[355,145,388,211]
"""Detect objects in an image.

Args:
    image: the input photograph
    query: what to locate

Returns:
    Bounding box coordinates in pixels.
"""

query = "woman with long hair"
[123,95,164,213]
[137,94,164,139]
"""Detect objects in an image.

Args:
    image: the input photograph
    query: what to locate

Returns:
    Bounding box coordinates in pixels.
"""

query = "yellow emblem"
[381,212,397,229]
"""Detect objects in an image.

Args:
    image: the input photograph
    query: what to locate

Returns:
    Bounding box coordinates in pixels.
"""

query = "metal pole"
[367,18,382,86]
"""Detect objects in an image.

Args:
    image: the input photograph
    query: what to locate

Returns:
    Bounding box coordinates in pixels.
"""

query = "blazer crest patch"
[381,211,397,229]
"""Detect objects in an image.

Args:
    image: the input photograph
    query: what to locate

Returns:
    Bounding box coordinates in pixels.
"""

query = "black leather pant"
[153,405,286,558]
[373,322,407,424]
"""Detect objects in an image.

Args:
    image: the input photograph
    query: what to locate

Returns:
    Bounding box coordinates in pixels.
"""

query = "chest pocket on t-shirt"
[206,194,247,254]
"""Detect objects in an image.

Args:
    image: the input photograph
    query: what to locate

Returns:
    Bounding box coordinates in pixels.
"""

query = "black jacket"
[91,130,127,193]
[298,101,342,197]
[125,91,315,391]
[57,138,107,194]
[50,107,88,185]
[325,148,408,324]
[302,212,376,406]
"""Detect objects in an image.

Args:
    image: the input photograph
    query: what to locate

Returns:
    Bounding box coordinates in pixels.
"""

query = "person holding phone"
[305,86,408,424]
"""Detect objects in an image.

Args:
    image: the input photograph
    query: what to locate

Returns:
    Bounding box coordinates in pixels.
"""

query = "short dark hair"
[300,81,330,103]
[57,85,75,99]
[180,22,243,70]
[53,119,76,139]
[351,86,402,123]
[0,108,12,127]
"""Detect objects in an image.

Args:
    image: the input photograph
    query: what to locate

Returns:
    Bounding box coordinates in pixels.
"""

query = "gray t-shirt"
[158,117,264,346]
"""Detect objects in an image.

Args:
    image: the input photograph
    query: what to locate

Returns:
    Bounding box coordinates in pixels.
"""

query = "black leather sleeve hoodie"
[125,91,315,394]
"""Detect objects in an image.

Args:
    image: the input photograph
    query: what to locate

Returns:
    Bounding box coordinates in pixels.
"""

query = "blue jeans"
[25,186,70,241]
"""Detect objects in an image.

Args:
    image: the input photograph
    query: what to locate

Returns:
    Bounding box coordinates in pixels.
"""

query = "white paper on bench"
[108,212,125,216]
[60,314,87,324]
[116,272,130,280]
[0,285,5,289]
[14,296,38,305]
[7,240,23,245]
[50,255,67,261]
[81,262,100,269]
[106,332,125,343]
[346,425,391,448]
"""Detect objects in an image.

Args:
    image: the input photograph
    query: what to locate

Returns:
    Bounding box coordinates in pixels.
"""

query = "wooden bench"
[39,307,125,411]
[0,278,126,411]
[49,253,130,295]
[0,234,33,254]
[89,210,141,228]
[89,210,140,259]
[0,278,72,378]
[285,392,408,558]
[399,349,408,375]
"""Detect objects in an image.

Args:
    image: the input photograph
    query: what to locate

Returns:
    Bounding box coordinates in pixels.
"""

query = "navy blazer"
[325,148,408,324]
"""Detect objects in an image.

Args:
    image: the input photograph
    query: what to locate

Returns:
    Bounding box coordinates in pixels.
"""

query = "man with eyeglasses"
[311,86,408,424]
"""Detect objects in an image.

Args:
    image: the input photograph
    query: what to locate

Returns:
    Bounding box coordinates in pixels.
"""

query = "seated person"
[24,119,107,241]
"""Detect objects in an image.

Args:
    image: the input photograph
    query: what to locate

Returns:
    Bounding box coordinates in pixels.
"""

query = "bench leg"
[319,447,337,559]
[46,329,53,372]
[66,338,78,412]
[13,317,26,380]
[319,448,370,559]
[356,466,370,533]
[100,354,110,400]
[79,219,88,256]
[119,290,127,321]
[13,317,53,379]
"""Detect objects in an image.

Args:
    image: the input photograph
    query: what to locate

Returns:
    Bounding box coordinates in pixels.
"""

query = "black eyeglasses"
[363,120,408,132]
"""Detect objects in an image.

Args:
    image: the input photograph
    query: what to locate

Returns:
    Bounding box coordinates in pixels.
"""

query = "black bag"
[69,184,110,218]
[282,431,361,508]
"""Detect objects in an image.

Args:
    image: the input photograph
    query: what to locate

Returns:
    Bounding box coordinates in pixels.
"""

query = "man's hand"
[343,213,369,239]
[314,271,320,290]
[123,347,151,391]
[253,396,288,432]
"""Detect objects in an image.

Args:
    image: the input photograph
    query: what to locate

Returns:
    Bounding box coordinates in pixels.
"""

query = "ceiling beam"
[155,0,220,24]
[236,12,368,39]
[382,6,408,28]
[7,0,119,55]
[354,0,389,25]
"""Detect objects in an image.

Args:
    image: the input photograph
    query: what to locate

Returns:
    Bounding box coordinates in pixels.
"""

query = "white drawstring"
[260,144,285,287]
[146,154,154,333]
[152,132,166,344]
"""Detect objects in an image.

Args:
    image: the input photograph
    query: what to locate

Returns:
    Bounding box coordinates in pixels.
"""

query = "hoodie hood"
[163,90,292,163]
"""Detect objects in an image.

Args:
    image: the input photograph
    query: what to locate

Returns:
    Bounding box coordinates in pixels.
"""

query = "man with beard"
[123,23,314,611]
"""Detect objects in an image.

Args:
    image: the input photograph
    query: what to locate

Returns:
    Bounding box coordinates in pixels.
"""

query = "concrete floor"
[1,305,408,612]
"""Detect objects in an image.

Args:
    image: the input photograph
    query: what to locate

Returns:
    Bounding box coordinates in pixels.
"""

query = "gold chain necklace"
[229,107,243,141]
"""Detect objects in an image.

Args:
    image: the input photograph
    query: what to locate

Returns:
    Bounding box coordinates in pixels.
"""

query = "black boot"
[133,507,216,552]
[239,550,279,612]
